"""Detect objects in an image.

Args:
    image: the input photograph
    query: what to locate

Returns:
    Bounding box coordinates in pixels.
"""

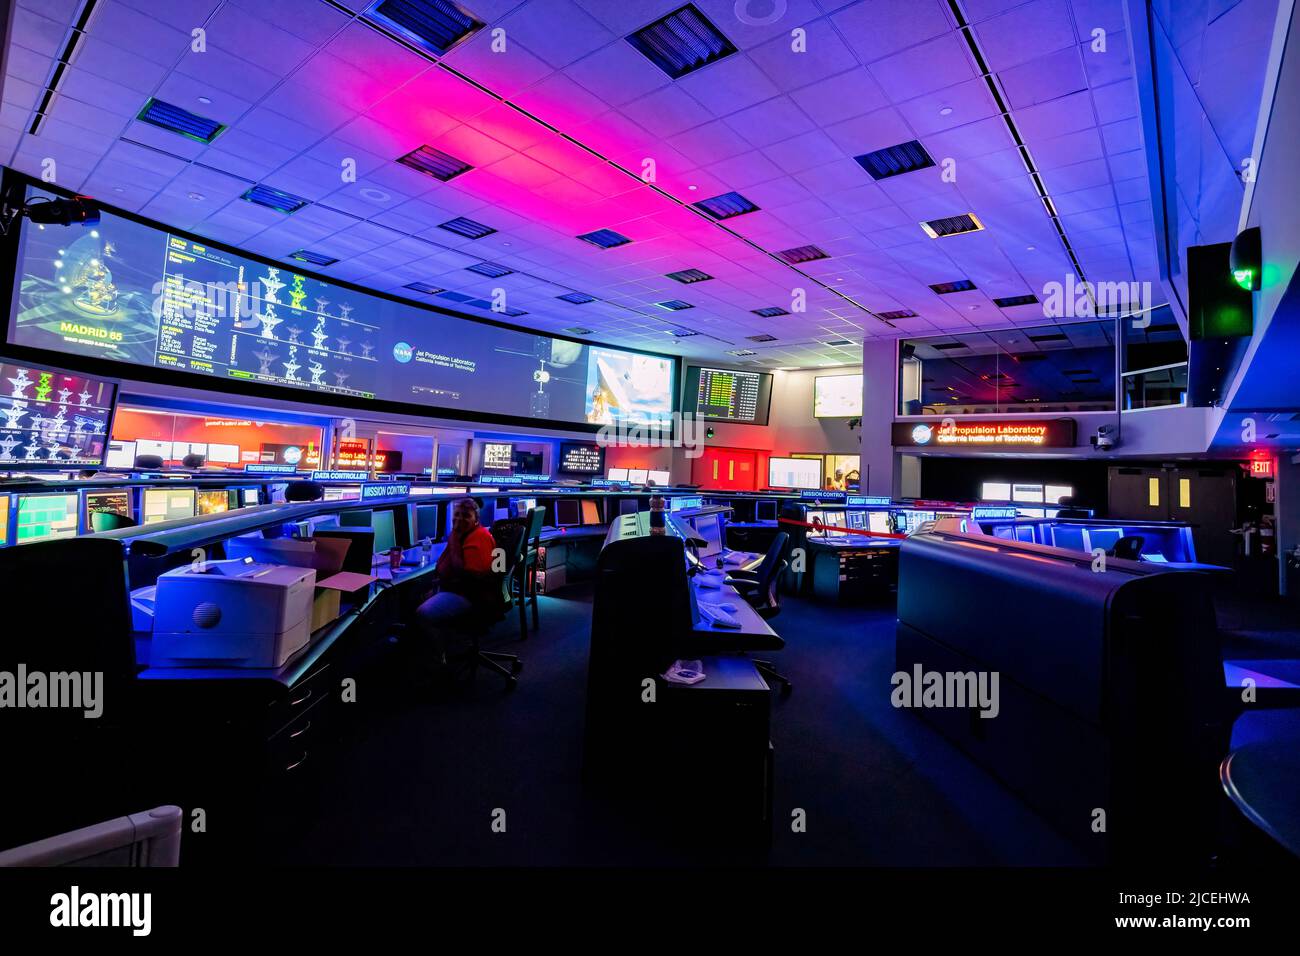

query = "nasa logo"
[283,446,303,465]
[912,424,933,445]
[392,341,413,363]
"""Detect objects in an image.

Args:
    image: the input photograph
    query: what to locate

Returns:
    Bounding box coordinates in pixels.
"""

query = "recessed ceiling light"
[687,184,698,191]
[187,192,204,201]
[1027,245,1035,251]
[939,106,953,116]
[113,187,124,193]
[197,96,212,105]
[359,186,390,202]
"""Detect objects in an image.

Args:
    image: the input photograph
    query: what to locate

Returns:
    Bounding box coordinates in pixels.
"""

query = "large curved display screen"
[5,185,675,431]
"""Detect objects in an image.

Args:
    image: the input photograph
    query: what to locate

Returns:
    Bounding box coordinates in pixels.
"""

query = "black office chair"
[459,517,528,688]
[181,453,206,469]
[133,454,164,470]
[90,511,136,533]
[726,531,792,696]
[515,505,546,639]
[1109,535,1145,561]
[285,480,325,502]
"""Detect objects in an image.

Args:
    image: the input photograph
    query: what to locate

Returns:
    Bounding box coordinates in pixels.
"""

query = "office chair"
[133,454,164,470]
[1109,535,1145,561]
[181,453,206,469]
[461,517,528,688]
[285,480,325,502]
[90,511,136,533]
[515,506,546,638]
[725,531,793,696]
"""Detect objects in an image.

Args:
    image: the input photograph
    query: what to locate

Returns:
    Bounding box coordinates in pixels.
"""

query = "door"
[694,447,758,491]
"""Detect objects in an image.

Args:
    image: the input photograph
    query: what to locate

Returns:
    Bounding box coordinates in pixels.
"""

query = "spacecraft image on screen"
[585,347,675,427]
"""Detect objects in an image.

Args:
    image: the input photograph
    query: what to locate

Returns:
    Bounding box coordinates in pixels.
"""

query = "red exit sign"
[1249,459,1274,478]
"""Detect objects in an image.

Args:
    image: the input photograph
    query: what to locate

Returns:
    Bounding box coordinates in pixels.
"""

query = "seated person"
[414,498,498,663]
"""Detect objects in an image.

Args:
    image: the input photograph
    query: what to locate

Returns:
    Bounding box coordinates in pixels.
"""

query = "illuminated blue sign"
[244,463,298,474]
[361,481,411,500]
[312,470,369,481]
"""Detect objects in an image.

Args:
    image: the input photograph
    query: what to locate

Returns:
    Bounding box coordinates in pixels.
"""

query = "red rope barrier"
[776,516,907,540]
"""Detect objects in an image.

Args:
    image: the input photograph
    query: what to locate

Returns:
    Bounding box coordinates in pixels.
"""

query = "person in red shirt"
[416,498,499,659]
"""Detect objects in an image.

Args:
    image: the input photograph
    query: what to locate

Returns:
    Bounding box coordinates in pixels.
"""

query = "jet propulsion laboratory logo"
[912,424,933,445]
[393,341,414,364]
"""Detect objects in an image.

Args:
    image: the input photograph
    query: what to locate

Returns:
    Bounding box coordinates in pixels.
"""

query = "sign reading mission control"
[892,418,1077,448]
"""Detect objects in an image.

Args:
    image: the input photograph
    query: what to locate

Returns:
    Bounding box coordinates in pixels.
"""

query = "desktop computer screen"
[868,511,891,535]
[627,468,649,485]
[323,486,361,502]
[647,469,670,487]
[415,503,440,541]
[15,493,79,544]
[580,499,600,525]
[618,498,640,515]
[805,509,825,531]
[0,496,8,547]
[142,487,196,524]
[134,438,171,462]
[824,510,847,528]
[104,440,136,469]
[755,500,777,521]
[84,489,132,521]
[554,499,581,527]
[241,488,261,506]
[513,497,537,517]
[371,509,397,554]
[607,467,629,482]
[694,513,724,557]
[196,489,232,515]
[846,510,865,531]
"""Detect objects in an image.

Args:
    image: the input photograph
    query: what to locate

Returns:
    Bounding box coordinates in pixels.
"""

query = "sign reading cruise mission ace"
[892,418,1078,448]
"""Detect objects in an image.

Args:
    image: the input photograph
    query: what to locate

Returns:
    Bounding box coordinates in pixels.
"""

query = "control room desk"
[806,533,901,601]
[127,546,443,861]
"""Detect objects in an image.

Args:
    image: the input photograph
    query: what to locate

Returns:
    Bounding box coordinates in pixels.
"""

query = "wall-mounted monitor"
[682,366,772,425]
[558,441,604,475]
[0,357,117,469]
[813,373,863,418]
[6,180,677,434]
[481,442,514,473]
[0,495,8,546]
[768,457,822,490]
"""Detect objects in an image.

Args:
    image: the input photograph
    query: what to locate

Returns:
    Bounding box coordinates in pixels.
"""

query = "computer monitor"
[84,490,132,531]
[846,510,865,531]
[627,468,649,485]
[513,497,536,517]
[755,499,777,521]
[241,488,261,506]
[414,503,440,541]
[694,513,723,557]
[141,487,196,524]
[323,486,360,501]
[647,469,670,487]
[618,498,640,515]
[339,509,373,529]
[0,495,9,547]
[206,443,240,464]
[805,509,825,532]
[580,499,600,525]
[607,467,629,482]
[824,510,847,528]
[868,511,891,535]
[554,499,581,527]
[104,440,136,469]
[196,489,232,515]
[134,439,171,462]
[15,493,80,544]
[371,509,397,554]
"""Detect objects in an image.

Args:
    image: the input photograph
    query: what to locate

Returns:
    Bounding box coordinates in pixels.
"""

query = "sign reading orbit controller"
[892,418,1077,448]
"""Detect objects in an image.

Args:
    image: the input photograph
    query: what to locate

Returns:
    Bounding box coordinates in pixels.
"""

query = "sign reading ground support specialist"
[892,418,1077,448]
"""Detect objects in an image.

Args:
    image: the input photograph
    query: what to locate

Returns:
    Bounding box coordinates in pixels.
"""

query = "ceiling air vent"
[438,216,496,239]
[288,250,337,266]
[751,307,788,318]
[363,0,484,57]
[993,294,1039,308]
[1028,332,1067,343]
[398,144,473,181]
[656,300,693,311]
[825,339,853,347]
[466,262,512,278]
[626,4,738,79]
[558,292,596,304]
[563,326,594,335]
[932,342,966,350]
[920,213,984,238]
[577,228,632,249]
[746,334,777,343]
[241,184,309,214]
[666,268,712,283]
[776,244,828,265]
[693,190,758,220]
[136,98,225,144]
[669,327,699,337]
[929,280,976,294]
[404,281,445,294]
[854,140,935,181]
[727,349,757,356]
[877,309,918,320]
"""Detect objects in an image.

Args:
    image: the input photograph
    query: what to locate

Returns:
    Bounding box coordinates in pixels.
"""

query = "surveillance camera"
[23,195,100,227]
[1090,424,1117,451]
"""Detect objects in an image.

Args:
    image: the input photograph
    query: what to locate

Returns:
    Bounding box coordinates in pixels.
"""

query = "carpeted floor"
[263,585,1088,866]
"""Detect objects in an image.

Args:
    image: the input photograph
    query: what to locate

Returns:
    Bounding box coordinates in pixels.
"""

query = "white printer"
[151,558,316,668]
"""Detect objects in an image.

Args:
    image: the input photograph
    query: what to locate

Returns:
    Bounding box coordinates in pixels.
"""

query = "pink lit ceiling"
[1,0,1168,368]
